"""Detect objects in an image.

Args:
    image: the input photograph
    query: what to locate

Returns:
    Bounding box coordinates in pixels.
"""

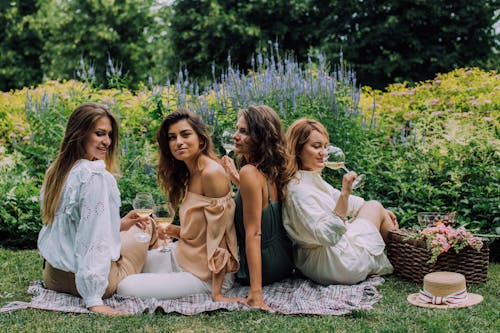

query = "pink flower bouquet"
[405,222,484,264]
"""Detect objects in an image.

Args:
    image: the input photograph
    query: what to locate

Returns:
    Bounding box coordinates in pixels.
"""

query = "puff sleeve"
[204,195,240,275]
[74,171,120,307]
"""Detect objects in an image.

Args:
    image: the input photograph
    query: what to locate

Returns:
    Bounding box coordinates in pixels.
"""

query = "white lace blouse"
[38,159,121,307]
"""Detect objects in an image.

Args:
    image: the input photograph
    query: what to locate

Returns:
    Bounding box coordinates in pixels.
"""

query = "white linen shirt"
[283,170,392,285]
[38,159,121,307]
[283,170,365,248]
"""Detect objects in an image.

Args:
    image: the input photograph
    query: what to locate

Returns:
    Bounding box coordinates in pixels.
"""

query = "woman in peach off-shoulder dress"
[117,109,241,302]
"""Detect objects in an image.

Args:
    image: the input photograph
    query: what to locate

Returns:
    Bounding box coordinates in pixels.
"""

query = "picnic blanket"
[1,276,384,315]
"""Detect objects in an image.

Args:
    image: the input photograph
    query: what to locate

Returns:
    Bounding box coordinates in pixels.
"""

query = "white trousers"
[116,242,234,299]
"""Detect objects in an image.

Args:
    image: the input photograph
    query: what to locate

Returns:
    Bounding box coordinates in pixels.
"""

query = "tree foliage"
[168,0,498,88]
[36,0,156,88]
[314,0,499,88]
[0,0,43,91]
[168,0,316,79]
[0,0,498,90]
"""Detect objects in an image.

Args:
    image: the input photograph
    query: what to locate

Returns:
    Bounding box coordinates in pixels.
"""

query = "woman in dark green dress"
[222,105,294,311]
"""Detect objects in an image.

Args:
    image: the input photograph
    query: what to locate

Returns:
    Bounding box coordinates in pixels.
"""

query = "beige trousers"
[43,224,158,299]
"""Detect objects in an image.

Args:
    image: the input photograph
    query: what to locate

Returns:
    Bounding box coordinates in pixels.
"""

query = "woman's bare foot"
[245,297,273,312]
[89,305,129,316]
[212,295,245,303]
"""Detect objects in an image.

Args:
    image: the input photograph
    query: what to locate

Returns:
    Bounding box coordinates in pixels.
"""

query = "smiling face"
[233,116,251,158]
[84,116,113,161]
[299,129,328,172]
[167,119,201,162]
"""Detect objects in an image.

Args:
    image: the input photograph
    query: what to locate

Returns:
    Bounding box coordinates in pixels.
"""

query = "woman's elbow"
[245,231,262,244]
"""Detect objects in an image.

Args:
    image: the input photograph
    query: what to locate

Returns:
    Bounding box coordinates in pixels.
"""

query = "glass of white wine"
[154,202,175,253]
[221,129,235,155]
[324,145,366,189]
[132,192,154,243]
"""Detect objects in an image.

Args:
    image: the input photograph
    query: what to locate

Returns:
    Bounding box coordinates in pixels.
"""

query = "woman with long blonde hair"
[38,102,154,316]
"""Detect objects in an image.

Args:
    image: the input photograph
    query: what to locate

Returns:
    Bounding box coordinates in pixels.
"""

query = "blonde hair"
[283,118,329,184]
[41,102,119,224]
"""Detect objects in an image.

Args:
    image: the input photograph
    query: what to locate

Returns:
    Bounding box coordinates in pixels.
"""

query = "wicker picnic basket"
[387,229,489,284]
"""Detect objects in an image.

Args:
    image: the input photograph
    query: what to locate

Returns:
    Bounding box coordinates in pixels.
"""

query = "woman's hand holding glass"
[324,145,366,190]
[153,202,175,253]
[120,210,150,232]
[132,192,155,243]
[221,155,240,185]
[220,127,240,185]
[221,129,235,155]
[340,169,358,194]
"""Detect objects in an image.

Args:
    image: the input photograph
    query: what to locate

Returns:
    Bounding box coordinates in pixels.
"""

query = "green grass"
[0,248,498,333]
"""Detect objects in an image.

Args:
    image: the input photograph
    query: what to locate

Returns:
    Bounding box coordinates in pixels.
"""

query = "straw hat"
[407,271,483,309]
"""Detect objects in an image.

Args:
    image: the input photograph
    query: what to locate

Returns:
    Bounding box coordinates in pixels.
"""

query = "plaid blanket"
[1,276,384,315]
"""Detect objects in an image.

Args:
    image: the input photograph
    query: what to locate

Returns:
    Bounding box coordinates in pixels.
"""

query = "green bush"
[0,51,364,248]
[0,147,42,248]
[358,68,499,234]
[0,55,498,249]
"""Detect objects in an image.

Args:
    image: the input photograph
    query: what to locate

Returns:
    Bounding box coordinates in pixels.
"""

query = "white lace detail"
[95,201,105,216]
[85,238,109,265]
[38,159,122,307]
[79,202,91,223]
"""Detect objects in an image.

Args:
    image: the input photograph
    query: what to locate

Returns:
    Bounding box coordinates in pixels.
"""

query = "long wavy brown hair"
[237,105,287,199]
[283,118,329,185]
[41,102,119,224]
[157,109,218,207]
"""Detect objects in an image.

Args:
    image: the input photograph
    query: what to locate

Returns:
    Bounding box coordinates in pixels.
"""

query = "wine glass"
[132,192,154,243]
[221,129,235,155]
[323,145,366,189]
[153,202,175,253]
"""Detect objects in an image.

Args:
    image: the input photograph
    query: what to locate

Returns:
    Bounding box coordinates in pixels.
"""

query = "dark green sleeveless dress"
[234,180,294,285]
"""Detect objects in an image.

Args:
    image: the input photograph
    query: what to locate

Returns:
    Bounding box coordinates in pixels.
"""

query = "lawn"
[0,248,498,333]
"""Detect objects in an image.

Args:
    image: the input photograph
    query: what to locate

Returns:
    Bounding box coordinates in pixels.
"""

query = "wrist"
[333,210,347,222]
[339,190,350,198]
[249,287,263,296]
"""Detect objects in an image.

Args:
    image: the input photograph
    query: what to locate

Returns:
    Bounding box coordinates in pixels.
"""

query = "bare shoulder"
[201,159,230,197]
[201,158,226,179]
[239,164,263,189]
[239,164,260,178]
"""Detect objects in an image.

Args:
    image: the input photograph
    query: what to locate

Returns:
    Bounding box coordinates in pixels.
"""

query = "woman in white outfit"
[38,102,154,316]
[282,118,398,285]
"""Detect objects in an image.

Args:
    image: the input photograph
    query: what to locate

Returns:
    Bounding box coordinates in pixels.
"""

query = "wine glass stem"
[342,166,362,189]
[160,238,171,252]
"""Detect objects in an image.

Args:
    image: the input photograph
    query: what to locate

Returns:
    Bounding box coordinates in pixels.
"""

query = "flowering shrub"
[356,68,499,236]
[405,222,484,264]
[1,50,498,249]
[358,68,499,136]
[0,51,363,248]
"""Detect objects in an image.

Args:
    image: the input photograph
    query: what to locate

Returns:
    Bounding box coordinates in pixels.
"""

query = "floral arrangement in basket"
[404,212,484,264]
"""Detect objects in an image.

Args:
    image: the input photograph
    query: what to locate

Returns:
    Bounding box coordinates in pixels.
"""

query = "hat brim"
[407,293,483,309]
